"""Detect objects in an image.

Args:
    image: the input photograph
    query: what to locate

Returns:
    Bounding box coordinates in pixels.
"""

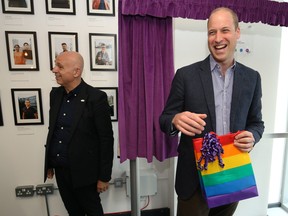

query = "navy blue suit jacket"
[159,56,264,199]
[44,81,114,188]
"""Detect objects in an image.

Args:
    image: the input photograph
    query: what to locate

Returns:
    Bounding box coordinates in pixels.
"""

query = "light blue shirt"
[210,55,235,135]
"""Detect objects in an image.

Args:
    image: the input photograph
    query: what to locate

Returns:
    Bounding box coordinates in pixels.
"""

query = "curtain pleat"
[118,0,178,163]
[121,0,288,27]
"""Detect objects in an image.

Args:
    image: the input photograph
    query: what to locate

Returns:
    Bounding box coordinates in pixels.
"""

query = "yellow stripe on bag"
[200,153,251,175]
[195,143,242,159]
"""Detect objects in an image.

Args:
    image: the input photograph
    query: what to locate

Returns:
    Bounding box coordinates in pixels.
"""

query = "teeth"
[215,44,226,49]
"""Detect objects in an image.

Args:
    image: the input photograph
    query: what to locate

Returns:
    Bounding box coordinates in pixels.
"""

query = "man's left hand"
[97,180,109,193]
[234,131,255,152]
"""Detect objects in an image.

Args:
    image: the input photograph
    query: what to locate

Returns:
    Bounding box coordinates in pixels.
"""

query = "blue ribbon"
[197,133,224,171]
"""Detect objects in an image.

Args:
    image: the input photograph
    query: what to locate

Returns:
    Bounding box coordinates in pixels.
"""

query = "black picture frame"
[0,95,3,126]
[48,32,78,70]
[87,0,115,16]
[45,0,75,15]
[1,0,34,14]
[5,31,39,71]
[11,88,44,125]
[89,33,117,71]
[98,87,118,121]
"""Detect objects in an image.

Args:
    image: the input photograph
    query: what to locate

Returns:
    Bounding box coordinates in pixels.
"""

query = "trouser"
[55,167,104,216]
[177,186,238,216]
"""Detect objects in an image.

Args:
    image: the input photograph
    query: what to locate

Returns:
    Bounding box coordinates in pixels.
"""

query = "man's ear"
[73,68,81,77]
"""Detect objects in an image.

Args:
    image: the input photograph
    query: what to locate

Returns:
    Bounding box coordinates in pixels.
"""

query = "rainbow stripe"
[193,132,258,208]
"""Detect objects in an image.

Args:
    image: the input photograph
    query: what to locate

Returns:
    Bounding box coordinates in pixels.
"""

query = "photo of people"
[5,31,39,71]
[95,43,111,65]
[11,89,44,125]
[90,33,117,71]
[92,0,110,10]
[20,98,38,119]
[87,0,114,16]
[11,39,34,65]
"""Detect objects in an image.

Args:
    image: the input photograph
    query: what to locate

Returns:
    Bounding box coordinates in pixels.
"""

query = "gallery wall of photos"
[0,0,118,126]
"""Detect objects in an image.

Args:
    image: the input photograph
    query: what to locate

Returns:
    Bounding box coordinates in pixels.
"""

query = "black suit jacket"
[159,56,264,199]
[44,81,114,188]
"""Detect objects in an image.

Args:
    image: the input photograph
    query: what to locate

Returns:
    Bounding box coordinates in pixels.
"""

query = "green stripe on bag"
[202,164,254,186]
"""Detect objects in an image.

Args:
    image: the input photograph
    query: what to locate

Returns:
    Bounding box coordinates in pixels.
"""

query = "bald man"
[44,51,114,216]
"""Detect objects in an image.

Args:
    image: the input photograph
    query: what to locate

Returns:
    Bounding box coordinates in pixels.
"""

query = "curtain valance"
[121,0,288,27]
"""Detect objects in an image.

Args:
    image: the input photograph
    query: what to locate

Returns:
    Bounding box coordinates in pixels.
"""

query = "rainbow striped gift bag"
[193,132,258,208]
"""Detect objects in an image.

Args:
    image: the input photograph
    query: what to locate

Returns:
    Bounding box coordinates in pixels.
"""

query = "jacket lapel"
[199,57,216,132]
[230,63,245,130]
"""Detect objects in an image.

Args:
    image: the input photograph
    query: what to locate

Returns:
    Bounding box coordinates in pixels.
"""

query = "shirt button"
[67,100,70,103]
[63,113,66,116]
[57,154,60,157]
[59,141,62,144]
[61,127,64,130]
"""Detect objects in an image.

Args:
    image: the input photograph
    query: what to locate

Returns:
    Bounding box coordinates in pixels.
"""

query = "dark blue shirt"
[48,82,83,168]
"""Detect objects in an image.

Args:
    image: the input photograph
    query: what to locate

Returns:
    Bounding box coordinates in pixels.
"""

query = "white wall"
[174,18,282,216]
[0,1,173,216]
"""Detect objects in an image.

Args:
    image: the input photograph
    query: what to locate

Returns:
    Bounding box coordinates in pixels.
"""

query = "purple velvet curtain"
[121,0,288,27]
[118,0,288,163]
[118,0,178,163]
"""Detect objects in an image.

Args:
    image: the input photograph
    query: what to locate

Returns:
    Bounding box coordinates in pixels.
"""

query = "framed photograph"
[45,0,75,15]
[89,33,117,71]
[98,87,118,121]
[48,32,78,69]
[1,0,34,14]
[5,31,39,71]
[0,95,3,126]
[11,88,44,125]
[87,0,115,16]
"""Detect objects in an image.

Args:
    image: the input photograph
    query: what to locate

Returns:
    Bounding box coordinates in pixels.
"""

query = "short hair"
[14,44,20,48]
[208,7,239,30]
[61,43,67,46]
[23,42,29,46]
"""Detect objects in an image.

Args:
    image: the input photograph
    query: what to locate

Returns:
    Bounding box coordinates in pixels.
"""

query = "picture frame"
[5,31,39,71]
[98,87,118,121]
[11,88,44,125]
[87,0,115,16]
[45,0,75,15]
[48,32,78,70]
[1,0,34,14]
[0,95,3,126]
[89,33,117,71]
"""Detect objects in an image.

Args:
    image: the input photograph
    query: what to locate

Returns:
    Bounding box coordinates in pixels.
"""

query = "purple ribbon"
[197,133,224,171]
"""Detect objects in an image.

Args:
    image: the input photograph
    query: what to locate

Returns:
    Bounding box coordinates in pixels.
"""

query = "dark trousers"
[55,167,104,216]
[177,187,238,216]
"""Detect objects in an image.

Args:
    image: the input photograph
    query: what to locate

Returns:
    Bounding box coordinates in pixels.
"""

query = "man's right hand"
[47,168,54,179]
[172,111,207,136]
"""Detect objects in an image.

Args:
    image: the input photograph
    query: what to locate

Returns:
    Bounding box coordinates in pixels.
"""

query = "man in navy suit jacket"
[44,51,114,216]
[160,7,264,216]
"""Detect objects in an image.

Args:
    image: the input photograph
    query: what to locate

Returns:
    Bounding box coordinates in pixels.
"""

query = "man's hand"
[97,180,109,193]
[234,131,255,152]
[172,112,207,136]
[47,168,54,179]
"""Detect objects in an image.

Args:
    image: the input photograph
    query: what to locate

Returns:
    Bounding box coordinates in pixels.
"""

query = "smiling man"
[44,51,114,216]
[159,7,264,216]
